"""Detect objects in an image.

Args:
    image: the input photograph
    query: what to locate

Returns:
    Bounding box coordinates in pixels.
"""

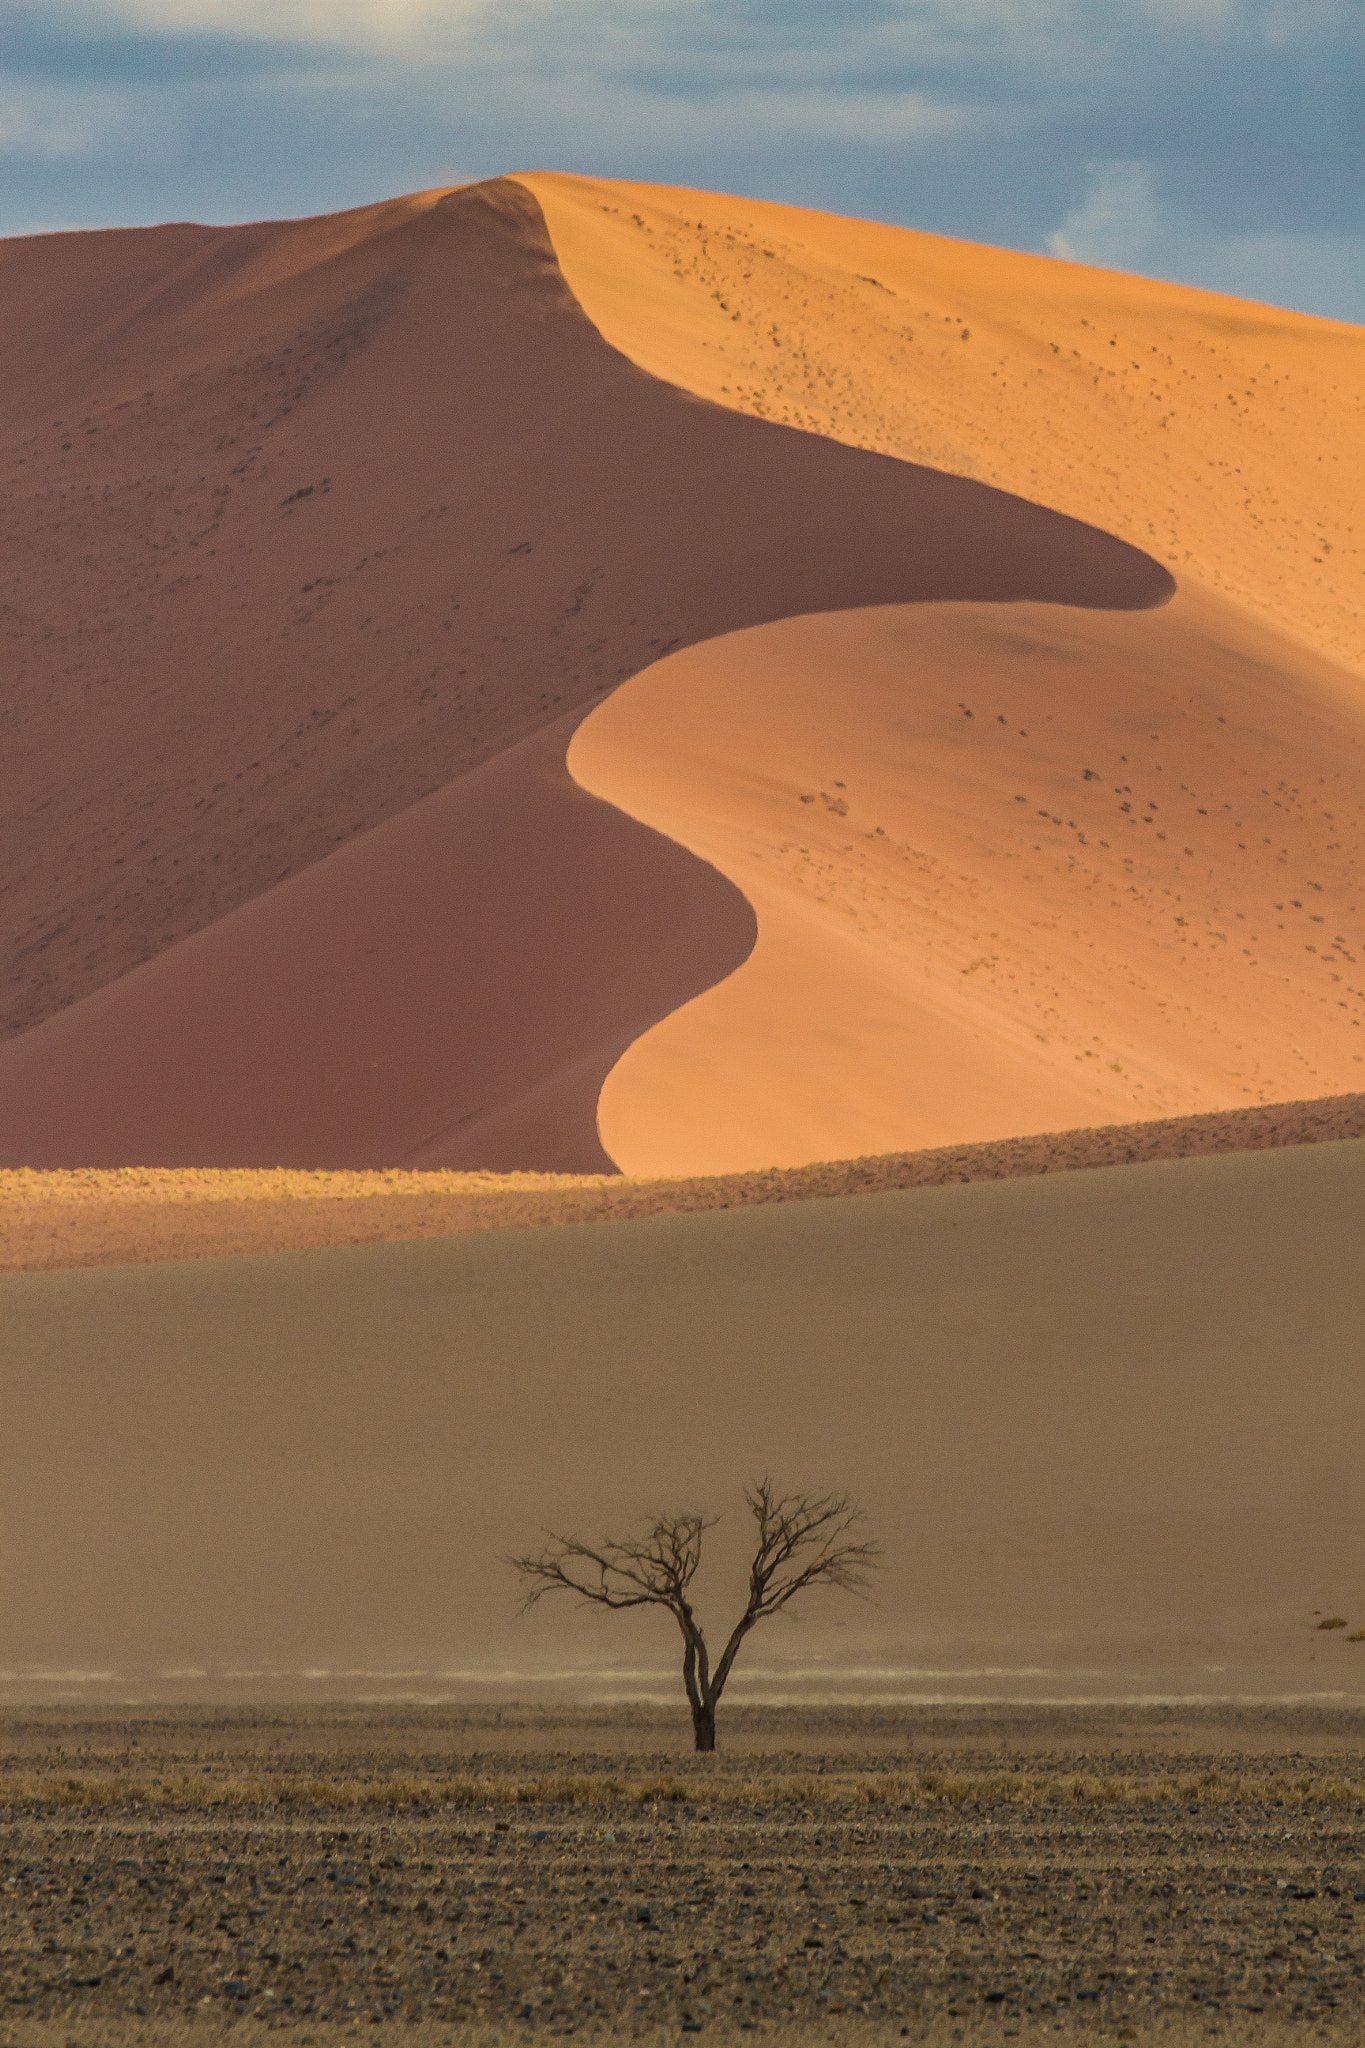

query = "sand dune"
[6,176,1364,1735]
[2,178,1171,1170]
[5,172,1361,1174]
[10,180,1365,1744]
[524,173,1365,1173]
[4,1140,1363,1705]
[573,588,1365,1173]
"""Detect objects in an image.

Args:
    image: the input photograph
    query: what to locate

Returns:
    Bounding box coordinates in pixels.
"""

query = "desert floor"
[5,1139,1364,1707]
[2,1705,1364,2044]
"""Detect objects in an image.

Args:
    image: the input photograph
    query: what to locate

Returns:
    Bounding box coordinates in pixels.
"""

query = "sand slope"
[572,588,1365,1173]
[4,1141,1363,1706]
[0,715,756,1173]
[6,171,1361,1172]
[523,173,1365,677]
[520,173,1365,1174]
[1,177,1171,1170]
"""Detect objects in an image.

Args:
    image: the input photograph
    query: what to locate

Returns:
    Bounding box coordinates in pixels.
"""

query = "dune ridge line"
[4,1089,1360,1272]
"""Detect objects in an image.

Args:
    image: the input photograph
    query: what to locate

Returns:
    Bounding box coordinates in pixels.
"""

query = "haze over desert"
[3,118,1364,2046]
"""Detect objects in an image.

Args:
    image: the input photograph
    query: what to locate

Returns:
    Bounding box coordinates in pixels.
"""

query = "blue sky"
[3,0,1362,321]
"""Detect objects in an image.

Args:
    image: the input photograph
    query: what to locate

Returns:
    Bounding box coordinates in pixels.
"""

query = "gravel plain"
[2,1708,1363,2047]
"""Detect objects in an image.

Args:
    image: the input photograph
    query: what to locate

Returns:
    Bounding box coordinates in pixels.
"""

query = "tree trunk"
[691,1697,716,1752]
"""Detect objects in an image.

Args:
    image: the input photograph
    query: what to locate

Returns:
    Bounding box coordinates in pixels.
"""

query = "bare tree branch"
[708,1477,880,1702]
[508,1480,880,1751]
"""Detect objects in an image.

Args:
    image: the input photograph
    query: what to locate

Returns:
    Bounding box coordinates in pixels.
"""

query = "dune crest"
[522,172,1365,679]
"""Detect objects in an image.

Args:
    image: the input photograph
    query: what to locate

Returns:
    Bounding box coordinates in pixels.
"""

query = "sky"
[2,0,1362,322]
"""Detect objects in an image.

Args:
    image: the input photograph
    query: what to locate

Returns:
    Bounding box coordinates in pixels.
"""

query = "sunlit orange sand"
[573,589,1364,1173]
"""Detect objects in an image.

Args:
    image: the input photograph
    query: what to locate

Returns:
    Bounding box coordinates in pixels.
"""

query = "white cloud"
[46,0,1268,61]
[92,0,492,48]
[0,76,176,161]
[579,85,973,148]
[1046,159,1162,270]
[1045,158,1365,321]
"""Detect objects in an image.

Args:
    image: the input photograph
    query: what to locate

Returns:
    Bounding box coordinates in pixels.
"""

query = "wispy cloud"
[1046,157,1365,319]
[1047,158,1164,271]
[61,0,470,47]
[0,74,176,163]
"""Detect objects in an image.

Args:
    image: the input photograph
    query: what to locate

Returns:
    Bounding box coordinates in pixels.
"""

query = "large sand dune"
[4,1140,1363,1707]
[3,172,1361,1170]
[2,177,1170,1169]
[8,177,1365,1732]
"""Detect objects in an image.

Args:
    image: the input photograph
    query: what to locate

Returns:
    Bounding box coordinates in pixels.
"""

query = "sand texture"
[6,172,1362,1171]
[526,174,1365,1174]
[3,1706,1365,2042]
[2,1092,1362,1272]
[2,177,1172,1172]
[4,1141,1363,1704]
[572,589,1365,1172]
[523,173,1365,675]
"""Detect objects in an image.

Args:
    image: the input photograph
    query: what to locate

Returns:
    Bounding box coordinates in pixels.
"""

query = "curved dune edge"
[0,717,761,1175]
[570,589,1365,1178]
[1,178,1178,1172]
[2,175,756,1080]
[3,1092,1362,1272]
[519,171,1365,680]
[529,170,1365,1174]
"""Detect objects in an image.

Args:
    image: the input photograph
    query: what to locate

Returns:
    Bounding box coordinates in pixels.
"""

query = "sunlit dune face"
[522,172,1365,679]
[528,168,1365,1175]
[573,588,1365,1175]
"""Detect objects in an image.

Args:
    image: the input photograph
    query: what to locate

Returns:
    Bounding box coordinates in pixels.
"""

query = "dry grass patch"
[6,1092,1362,1272]
[6,1763,1363,1813]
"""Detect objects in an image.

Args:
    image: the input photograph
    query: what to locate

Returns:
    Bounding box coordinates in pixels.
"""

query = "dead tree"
[508,1478,879,1752]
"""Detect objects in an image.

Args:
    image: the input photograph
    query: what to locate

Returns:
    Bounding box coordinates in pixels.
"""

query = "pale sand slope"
[5,1094,1363,1272]
[4,1141,1363,1707]
[0,179,1168,1171]
[522,173,1365,676]
[572,591,1365,1173]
